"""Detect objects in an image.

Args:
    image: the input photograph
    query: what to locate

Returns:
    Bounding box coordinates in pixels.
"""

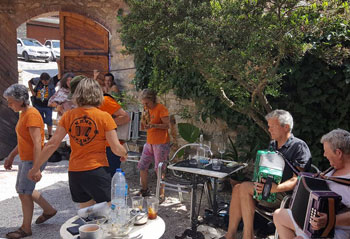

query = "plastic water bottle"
[111,168,128,225]
[197,134,207,167]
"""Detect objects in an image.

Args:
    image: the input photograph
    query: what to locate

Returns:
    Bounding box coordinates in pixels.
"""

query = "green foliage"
[274,54,350,170]
[177,123,200,143]
[120,0,348,134]
[120,0,350,171]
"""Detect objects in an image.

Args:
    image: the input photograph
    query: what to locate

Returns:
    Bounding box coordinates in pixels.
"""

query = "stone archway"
[0,0,135,158]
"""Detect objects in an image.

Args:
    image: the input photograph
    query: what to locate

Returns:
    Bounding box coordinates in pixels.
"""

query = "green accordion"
[253,150,285,203]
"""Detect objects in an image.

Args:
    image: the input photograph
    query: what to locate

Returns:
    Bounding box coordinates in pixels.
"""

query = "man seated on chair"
[223,109,312,239]
[274,129,350,239]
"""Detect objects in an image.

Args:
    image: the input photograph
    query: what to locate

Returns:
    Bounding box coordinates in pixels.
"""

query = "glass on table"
[218,140,226,160]
[188,153,198,165]
[146,196,159,220]
[212,158,221,171]
[131,196,144,210]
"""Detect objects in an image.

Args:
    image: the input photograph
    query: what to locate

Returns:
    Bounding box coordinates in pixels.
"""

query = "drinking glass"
[146,196,159,220]
[131,196,144,210]
[212,158,221,170]
[205,141,212,157]
[218,141,226,160]
[188,153,197,165]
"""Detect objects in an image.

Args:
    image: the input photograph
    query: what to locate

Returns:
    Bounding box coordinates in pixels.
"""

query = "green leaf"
[177,123,200,143]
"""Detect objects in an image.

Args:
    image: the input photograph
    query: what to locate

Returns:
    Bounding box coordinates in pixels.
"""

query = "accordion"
[290,174,342,238]
[253,150,285,202]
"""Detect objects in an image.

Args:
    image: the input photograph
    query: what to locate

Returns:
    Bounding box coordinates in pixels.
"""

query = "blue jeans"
[106,147,121,177]
[35,105,53,126]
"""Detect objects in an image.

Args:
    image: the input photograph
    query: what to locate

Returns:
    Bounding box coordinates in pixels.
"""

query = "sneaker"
[136,188,151,197]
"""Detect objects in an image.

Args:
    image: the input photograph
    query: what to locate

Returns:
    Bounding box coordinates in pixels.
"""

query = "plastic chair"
[155,143,213,202]
[255,164,320,239]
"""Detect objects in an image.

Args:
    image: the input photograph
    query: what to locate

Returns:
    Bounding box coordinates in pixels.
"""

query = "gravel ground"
[0,157,229,239]
[1,60,274,239]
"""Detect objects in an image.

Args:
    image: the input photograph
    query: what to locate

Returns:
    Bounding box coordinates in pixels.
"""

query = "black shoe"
[136,188,152,197]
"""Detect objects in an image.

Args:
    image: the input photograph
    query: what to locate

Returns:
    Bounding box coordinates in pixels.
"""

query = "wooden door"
[59,12,109,80]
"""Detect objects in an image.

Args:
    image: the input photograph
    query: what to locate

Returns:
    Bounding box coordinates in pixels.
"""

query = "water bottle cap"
[116,168,122,172]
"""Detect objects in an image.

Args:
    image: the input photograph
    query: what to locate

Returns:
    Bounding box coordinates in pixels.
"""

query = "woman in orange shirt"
[3,84,57,239]
[137,89,170,202]
[28,78,127,209]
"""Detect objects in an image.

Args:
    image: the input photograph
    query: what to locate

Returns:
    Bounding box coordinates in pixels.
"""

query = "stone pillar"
[0,13,19,158]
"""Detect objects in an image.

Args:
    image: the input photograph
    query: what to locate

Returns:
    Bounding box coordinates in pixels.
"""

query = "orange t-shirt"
[147,103,170,144]
[16,107,45,161]
[59,107,117,171]
[99,95,121,115]
[98,95,122,146]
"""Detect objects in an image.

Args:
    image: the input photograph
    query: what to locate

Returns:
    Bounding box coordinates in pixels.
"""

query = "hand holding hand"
[28,168,42,182]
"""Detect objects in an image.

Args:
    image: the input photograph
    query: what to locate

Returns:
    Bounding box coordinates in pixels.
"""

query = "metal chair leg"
[156,162,163,199]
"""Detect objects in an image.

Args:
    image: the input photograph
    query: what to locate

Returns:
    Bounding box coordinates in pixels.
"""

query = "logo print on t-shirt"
[69,116,99,146]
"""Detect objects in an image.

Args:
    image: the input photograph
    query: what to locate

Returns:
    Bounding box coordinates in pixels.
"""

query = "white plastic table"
[60,215,165,239]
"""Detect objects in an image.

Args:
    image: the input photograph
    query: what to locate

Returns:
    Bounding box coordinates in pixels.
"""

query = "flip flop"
[6,228,32,239]
[35,210,57,224]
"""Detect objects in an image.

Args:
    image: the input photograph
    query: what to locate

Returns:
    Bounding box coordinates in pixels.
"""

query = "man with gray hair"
[274,129,350,239]
[223,109,311,239]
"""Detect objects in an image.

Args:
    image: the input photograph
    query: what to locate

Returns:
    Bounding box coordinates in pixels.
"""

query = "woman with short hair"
[28,78,128,209]
[3,84,57,239]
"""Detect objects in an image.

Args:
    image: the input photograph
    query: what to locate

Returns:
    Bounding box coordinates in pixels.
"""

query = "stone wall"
[16,23,26,38]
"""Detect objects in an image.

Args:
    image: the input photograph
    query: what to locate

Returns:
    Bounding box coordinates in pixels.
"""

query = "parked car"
[44,40,60,61]
[17,38,50,62]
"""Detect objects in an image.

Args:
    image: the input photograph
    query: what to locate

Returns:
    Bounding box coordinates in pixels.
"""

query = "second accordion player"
[290,174,342,238]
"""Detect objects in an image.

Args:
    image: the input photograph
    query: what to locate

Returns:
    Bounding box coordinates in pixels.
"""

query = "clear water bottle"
[197,134,207,167]
[111,168,128,226]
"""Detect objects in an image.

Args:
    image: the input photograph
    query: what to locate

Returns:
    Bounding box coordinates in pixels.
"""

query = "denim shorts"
[16,160,47,195]
[138,143,170,171]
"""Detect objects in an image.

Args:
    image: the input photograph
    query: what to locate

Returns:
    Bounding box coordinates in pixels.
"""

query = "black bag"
[48,151,62,163]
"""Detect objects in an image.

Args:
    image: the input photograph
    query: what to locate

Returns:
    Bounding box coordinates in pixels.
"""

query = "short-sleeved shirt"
[30,76,59,107]
[59,107,117,172]
[146,103,170,144]
[269,134,312,189]
[99,95,121,115]
[98,95,122,146]
[16,107,45,161]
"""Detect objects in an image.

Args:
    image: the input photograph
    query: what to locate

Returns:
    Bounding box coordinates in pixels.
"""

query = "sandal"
[136,188,151,197]
[6,228,32,239]
[35,210,57,224]
[159,194,165,204]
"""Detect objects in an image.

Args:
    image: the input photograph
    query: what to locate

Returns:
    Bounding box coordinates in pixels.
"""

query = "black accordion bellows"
[290,175,342,238]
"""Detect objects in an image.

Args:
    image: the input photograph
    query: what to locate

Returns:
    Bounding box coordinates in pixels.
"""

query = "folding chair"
[155,143,213,202]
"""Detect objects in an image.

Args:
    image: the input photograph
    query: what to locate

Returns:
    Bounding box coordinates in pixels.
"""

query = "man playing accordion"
[274,129,350,239]
[222,109,312,239]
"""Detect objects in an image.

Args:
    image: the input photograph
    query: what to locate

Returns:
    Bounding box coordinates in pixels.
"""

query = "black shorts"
[69,167,112,203]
